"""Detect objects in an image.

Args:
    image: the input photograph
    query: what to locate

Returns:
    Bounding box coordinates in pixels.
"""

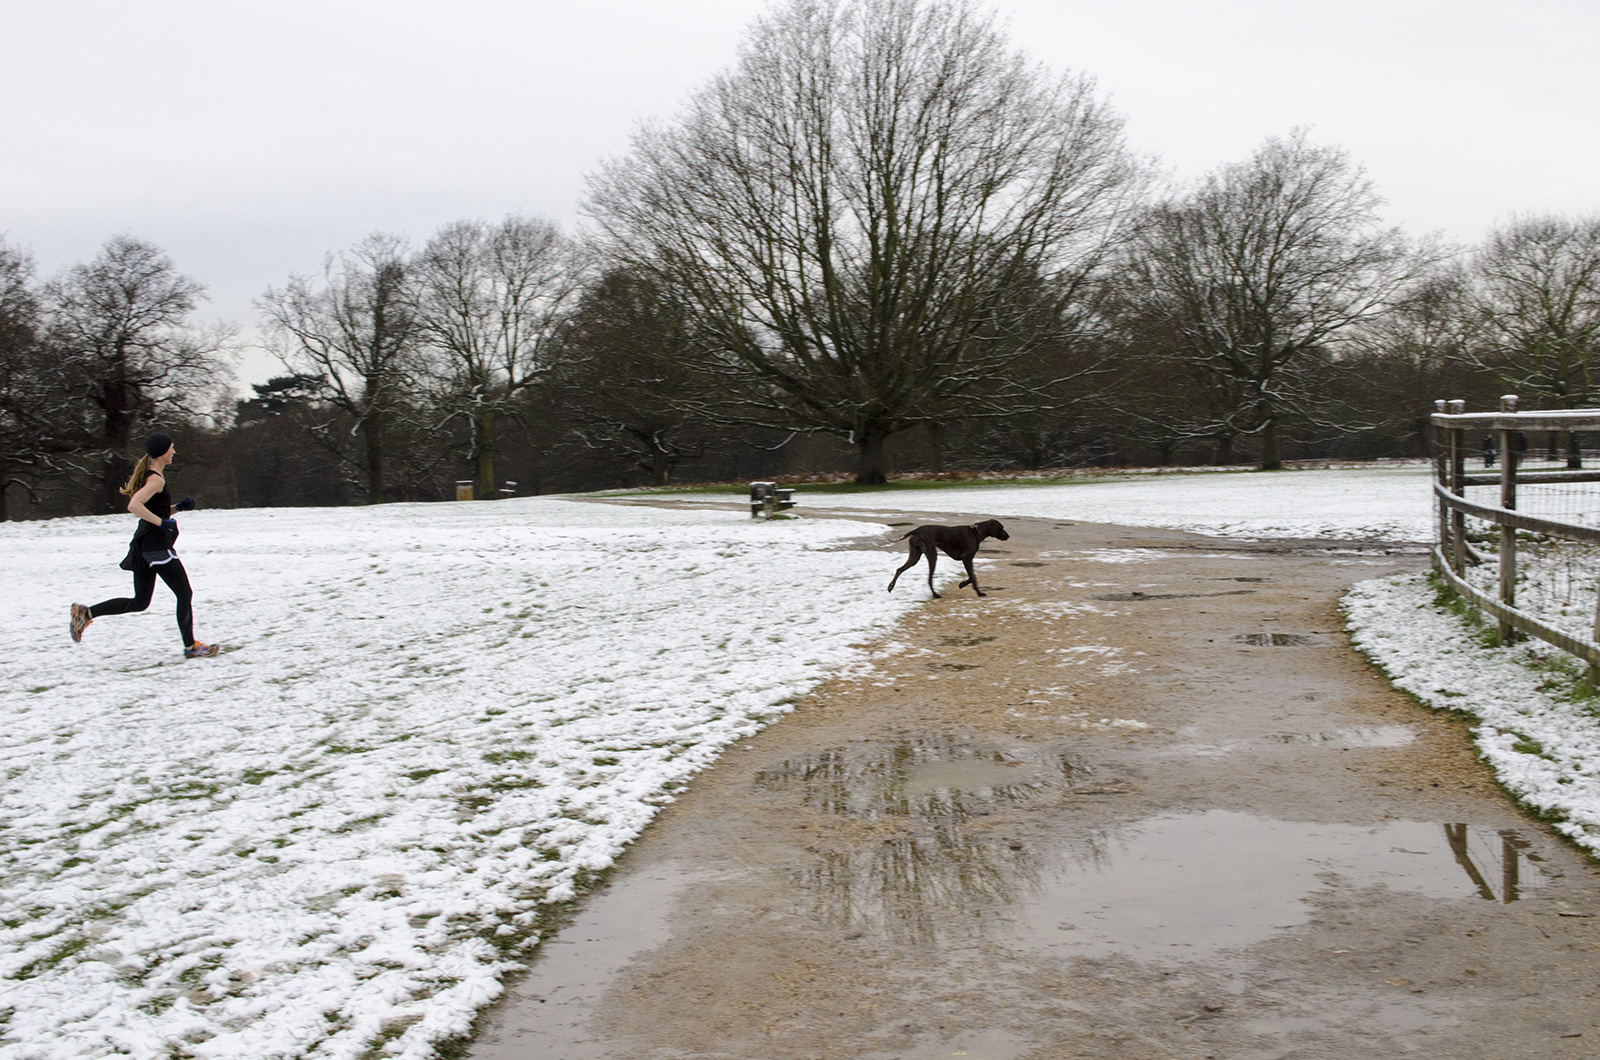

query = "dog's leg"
[925,549,941,599]
[888,544,922,593]
[961,557,984,596]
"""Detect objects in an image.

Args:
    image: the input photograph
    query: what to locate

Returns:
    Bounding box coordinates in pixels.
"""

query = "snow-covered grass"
[762,463,1436,541]
[1344,571,1600,857]
[1,499,935,1060]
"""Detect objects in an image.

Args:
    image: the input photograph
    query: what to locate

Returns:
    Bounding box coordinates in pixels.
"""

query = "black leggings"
[90,559,195,647]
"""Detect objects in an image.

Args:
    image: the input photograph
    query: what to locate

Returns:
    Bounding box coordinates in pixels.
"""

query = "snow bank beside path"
[1,499,922,1060]
[1344,572,1600,856]
[793,464,1434,541]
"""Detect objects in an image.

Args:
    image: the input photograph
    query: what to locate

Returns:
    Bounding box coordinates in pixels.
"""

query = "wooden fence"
[1432,396,1600,681]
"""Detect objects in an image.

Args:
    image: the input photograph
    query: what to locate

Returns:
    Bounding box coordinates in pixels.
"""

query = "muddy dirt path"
[468,512,1600,1060]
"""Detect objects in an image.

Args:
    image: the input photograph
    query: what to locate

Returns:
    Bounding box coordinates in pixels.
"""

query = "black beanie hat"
[145,432,173,458]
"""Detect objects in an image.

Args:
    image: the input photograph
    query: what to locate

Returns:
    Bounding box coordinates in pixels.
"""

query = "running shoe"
[70,604,92,643]
[184,641,220,659]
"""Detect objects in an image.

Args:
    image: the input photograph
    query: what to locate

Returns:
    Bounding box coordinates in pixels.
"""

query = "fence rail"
[1432,395,1600,681]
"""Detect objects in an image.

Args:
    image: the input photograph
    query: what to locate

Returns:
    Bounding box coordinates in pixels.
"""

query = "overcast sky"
[3,0,1596,386]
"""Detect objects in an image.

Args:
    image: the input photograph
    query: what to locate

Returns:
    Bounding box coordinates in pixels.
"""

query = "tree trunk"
[1566,430,1583,469]
[100,373,137,513]
[652,442,670,486]
[474,409,497,499]
[363,421,385,503]
[1260,418,1283,470]
[926,421,945,473]
[1211,433,1235,466]
[856,432,889,485]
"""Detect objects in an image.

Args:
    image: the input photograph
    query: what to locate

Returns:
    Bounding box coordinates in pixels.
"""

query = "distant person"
[1482,436,1495,467]
[69,432,219,658]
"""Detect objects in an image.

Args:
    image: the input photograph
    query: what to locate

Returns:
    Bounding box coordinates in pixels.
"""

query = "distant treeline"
[3,0,1596,519]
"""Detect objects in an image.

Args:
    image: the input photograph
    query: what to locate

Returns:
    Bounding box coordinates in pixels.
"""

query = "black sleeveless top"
[144,474,173,519]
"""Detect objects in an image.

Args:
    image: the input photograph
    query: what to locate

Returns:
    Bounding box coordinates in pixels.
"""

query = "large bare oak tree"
[585,0,1136,482]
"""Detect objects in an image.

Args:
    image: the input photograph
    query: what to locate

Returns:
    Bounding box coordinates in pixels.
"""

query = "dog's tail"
[898,530,916,541]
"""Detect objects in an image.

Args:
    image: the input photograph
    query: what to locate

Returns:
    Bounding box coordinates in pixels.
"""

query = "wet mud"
[469,513,1600,1060]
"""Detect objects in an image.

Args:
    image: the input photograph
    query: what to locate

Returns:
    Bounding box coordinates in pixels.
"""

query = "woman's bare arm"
[128,473,166,526]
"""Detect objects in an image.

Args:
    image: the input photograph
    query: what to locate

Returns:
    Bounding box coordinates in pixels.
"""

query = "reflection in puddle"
[1237,632,1317,646]
[1445,823,1539,902]
[800,828,1040,945]
[1006,812,1548,963]
[755,740,1069,943]
[754,738,1069,819]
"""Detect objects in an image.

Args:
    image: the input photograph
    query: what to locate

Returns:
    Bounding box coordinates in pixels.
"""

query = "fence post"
[1434,399,1450,563]
[1498,395,1519,643]
[1592,594,1600,691]
[1448,400,1467,574]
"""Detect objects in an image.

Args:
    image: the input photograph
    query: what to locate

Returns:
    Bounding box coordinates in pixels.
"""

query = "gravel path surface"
[469,510,1600,1060]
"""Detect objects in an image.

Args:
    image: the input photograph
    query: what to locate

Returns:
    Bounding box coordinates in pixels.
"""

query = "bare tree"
[44,235,231,510]
[1124,131,1432,469]
[260,234,419,503]
[1464,215,1600,464]
[0,240,53,516]
[1338,269,1496,457]
[585,0,1137,483]
[412,216,579,498]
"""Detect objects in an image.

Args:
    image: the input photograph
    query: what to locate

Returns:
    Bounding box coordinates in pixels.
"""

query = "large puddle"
[759,740,1552,955]
[1004,811,1547,964]
[474,740,1562,1059]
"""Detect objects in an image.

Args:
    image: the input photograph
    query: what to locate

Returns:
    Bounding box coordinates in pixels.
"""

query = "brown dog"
[886,519,1009,598]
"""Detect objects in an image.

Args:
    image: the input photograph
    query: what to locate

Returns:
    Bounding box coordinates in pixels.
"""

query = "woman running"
[70,432,219,658]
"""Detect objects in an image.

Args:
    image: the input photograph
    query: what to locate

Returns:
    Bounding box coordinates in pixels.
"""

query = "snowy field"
[789,463,1435,541]
[1,500,935,1059]
[1346,573,1600,857]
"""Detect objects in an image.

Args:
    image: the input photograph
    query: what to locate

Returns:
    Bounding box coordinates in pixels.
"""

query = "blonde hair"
[119,454,159,497]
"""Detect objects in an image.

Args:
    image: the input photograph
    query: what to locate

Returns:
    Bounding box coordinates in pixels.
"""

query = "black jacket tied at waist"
[120,519,179,571]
